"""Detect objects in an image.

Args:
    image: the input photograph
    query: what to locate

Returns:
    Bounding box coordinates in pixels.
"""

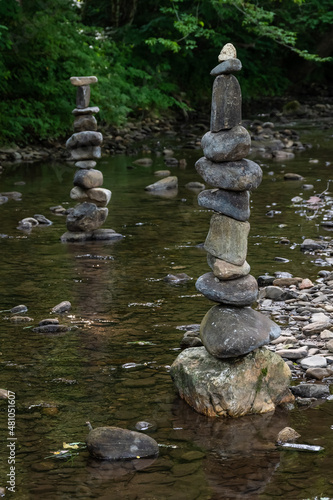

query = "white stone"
[218,43,237,62]
[70,76,98,86]
[300,355,328,370]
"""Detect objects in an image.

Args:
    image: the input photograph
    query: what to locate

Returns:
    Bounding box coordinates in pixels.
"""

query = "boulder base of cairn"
[200,305,281,358]
[196,272,258,306]
[198,188,250,222]
[86,426,159,460]
[195,157,262,192]
[201,126,251,162]
[66,202,108,232]
[204,213,250,266]
[170,347,294,417]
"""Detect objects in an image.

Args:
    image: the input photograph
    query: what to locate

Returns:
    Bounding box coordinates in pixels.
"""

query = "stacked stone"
[170,45,294,417]
[61,76,114,242]
[194,43,280,358]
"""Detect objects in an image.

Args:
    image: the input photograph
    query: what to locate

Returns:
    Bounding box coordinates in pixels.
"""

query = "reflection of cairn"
[61,76,122,243]
[170,44,294,418]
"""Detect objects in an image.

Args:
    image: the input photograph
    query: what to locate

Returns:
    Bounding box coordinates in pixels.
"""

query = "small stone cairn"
[61,76,122,243]
[171,44,294,417]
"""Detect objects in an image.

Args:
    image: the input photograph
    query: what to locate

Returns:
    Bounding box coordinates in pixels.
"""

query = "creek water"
[0,121,333,499]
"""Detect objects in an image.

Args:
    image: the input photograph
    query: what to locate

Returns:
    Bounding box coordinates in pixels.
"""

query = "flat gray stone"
[275,347,308,360]
[69,146,101,161]
[74,160,97,169]
[200,305,280,358]
[195,157,262,191]
[86,426,159,460]
[170,347,293,417]
[201,126,251,162]
[76,85,91,109]
[73,169,103,189]
[211,75,242,132]
[204,213,250,265]
[70,76,98,86]
[66,202,108,232]
[198,188,250,221]
[196,272,258,306]
[300,355,328,370]
[66,131,103,149]
[207,254,250,280]
[72,106,99,116]
[61,228,122,243]
[74,115,97,133]
[210,58,242,76]
[145,176,178,191]
[291,383,330,399]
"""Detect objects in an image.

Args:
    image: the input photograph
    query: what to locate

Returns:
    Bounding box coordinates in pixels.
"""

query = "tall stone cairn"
[61,76,121,243]
[170,44,294,417]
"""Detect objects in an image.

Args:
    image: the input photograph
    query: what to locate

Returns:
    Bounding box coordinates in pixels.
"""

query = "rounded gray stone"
[210,58,242,76]
[74,115,97,133]
[66,202,108,232]
[73,169,103,189]
[195,157,262,192]
[66,131,103,149]
[200,305,281,358]
[69,146,101,161]
[201,126,251,162]
[86,426,159,460]
[198,188,250,222]
[196,272,258,306]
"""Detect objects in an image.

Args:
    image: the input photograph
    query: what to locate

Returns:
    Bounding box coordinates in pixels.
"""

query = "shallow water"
[0,123,333,499]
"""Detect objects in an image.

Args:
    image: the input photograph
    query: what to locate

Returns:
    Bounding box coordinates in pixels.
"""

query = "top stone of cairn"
[70,76,98,86]
[218,43,237,62]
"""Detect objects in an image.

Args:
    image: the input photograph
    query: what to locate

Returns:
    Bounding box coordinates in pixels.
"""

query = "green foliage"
[0,0,332,144]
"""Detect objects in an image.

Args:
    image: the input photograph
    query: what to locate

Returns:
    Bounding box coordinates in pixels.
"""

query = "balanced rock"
[73,169,103,189]
[69,146,101,161]
[76,85,91,109]
[195,157,262,192]
[210,75,242,132]
[66,202,108,232]
[210,58,242,76]
[200,305,280,358]
[170,346,293,417]
[202,126,251,162]
[72,106,100,116]
[198,188,250,222]
[74,115,97,133]
[87,187,112,206]
[196,272,258,306]
[207,254,250,280]
[218,43,237,62]
[66,131,103,150]
[70,76,98,86]
[75,160,96,169]
[204,213,250,266]
[86,426,159,460]
[70,186,88,201]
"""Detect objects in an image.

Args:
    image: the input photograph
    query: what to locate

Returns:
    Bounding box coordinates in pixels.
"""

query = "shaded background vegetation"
[0,0,332,144]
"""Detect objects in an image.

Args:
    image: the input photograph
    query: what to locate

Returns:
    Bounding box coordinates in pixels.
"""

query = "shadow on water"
[0,123,333,498]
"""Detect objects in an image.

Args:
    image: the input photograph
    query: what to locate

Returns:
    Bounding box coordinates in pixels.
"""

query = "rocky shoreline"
[0,98,332,166]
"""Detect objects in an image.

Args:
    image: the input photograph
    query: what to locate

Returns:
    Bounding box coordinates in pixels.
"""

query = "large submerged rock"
[86,426,159,460]
[170,347,294,417]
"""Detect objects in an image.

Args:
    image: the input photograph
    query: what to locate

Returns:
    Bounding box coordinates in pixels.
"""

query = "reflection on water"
[0,124,333,499]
